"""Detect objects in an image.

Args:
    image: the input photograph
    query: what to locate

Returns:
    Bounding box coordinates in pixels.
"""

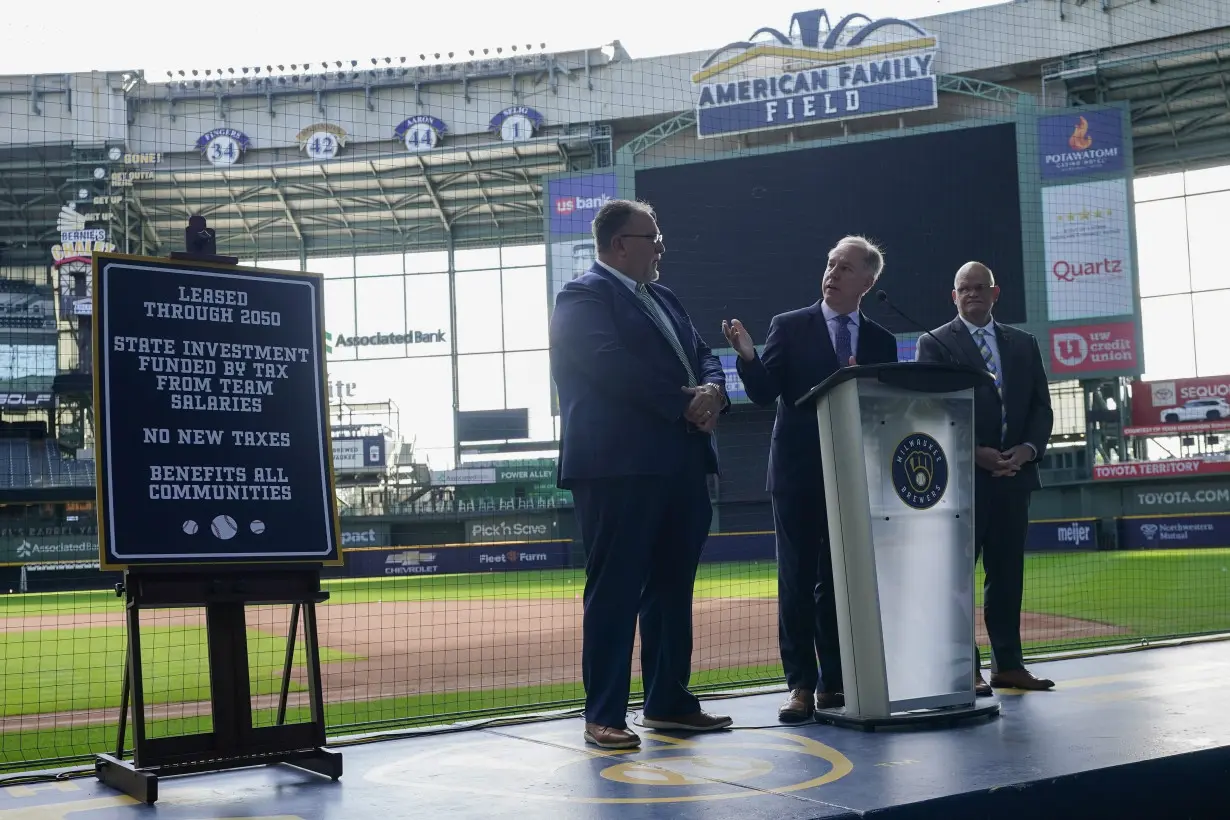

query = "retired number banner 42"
[93,253,340,568]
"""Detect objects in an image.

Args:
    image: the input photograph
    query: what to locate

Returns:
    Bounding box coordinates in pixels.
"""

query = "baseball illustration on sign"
[92,252,341,568]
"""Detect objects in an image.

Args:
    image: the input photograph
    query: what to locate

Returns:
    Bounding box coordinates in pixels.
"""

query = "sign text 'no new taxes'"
[93,253,340,567]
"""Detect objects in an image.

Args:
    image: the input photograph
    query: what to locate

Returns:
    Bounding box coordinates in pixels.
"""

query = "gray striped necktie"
[635,283,697,387]
[975,328,1008,443]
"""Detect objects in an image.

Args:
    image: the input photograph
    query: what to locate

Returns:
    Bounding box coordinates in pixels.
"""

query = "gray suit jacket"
[916,317,1054,492]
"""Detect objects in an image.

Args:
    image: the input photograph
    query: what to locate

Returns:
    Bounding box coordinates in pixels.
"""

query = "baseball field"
[0,547,1227,770]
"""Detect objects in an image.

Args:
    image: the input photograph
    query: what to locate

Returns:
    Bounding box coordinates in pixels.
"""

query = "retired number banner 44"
[93,253,340,568]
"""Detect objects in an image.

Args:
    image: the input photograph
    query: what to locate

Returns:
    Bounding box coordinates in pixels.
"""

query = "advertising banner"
[691,10,938,139]
[1129,375,1230,434]
[340,542,572,576]
[1127,483,1230,512]
[1048,320,1138,376]
[340,524,390,548]
[1094,458,1230,481]
[1041,179,1135,321]
[718,353,749,404]
[0,534,98,564]
[332,436,386,473]
[464,515,556,543]
[1038,109,1126,181]
[1119,514,1230,550]
[1025,519,1097,551]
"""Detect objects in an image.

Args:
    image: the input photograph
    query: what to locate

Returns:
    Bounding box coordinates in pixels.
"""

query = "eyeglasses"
[619,233,663,245]
[956,284,994,295]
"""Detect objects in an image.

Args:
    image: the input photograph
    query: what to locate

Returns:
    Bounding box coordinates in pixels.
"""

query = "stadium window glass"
[1191,289,1230,377]
[454,246,501,271]
[327,355,457,470]
[356,252,404,278]
[501,244,546,268]
[1140,293,1197,381]
[455,268,504,354]
[500,266,549,352]
[457,352,506,411]
[310,254,354,279]
[504,350,554,441]
[256,257,302,272]
[1184,190,1230,293]
[404,273,455,358]
[405,250,449,274]
[1133,172,1184,203]
[1134,198,1190,298]
[323,277,357,362]
[1182,165,1230,196]
[353,276,408,360]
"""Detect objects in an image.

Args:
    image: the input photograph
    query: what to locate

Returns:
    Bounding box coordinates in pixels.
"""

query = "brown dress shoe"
[815,691,845,710]
[641,710,733,731]
[990,668,1055,691]
[584,723,641,749]
[975,669,994,697]
[777,688,815,723]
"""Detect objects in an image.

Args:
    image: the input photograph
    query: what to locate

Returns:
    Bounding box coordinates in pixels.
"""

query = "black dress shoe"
[975,669,993,697]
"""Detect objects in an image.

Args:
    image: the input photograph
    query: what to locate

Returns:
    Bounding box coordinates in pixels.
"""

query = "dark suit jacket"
[736,301,899,496]
[915,317,1054,492]
[550,263,727,489]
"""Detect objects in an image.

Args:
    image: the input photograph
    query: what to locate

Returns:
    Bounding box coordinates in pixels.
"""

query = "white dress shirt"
[820,300,859,359]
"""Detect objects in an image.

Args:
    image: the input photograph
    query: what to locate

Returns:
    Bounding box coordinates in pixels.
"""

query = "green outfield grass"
[0,549,1227,770]
[0,625,358,717]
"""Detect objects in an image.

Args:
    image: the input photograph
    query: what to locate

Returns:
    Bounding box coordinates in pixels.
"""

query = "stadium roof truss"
[0,52,616,264]
[1044,39,1230,174]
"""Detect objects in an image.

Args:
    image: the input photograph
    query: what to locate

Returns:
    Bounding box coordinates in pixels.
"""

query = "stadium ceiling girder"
[1058,42,1230,170]
[0,127,597,259]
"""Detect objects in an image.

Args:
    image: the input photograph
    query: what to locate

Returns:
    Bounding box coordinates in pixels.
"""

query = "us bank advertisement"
[692,9,938,139]
[92,253,340,568]
[545,171,617,310]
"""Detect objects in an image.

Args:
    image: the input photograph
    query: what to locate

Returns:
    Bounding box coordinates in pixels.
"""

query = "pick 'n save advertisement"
[1041,179,1135,321]
[1127,375,1230,436]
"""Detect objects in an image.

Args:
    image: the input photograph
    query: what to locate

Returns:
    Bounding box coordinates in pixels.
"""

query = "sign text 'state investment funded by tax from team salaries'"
[92,253,341,568]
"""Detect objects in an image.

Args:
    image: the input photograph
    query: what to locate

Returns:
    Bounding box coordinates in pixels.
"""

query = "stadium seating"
[0,439,95,488]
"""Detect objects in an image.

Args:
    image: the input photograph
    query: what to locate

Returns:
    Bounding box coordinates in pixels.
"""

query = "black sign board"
[92,253,341,569]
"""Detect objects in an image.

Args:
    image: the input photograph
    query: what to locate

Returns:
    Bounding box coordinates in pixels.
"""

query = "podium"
[795,361,1001,731]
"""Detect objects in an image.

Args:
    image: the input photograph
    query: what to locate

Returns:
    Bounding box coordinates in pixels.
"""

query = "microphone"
[875,289,966,364]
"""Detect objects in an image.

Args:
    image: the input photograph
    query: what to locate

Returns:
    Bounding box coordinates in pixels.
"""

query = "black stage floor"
[3,641,1228,818]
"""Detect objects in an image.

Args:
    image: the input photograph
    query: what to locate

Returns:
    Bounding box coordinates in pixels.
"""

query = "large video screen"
[634,123,1026,346]
[0,280,57,395]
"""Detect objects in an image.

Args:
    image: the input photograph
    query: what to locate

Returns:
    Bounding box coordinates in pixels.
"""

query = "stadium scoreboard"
[92,252,341,569]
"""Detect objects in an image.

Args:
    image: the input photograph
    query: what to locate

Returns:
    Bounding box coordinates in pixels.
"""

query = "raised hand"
[721,319,756,361]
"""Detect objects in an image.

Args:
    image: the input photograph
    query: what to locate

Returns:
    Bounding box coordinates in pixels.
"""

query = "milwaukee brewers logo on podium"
[891,432,948,510]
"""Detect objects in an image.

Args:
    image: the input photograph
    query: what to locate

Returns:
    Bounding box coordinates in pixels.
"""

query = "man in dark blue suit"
[722,236,899,722]
[550,199,733,750]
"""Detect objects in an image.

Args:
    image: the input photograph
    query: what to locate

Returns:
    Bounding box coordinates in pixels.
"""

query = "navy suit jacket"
[915,317,1054,493]
[550,264,727,489]
[737,301,898,496]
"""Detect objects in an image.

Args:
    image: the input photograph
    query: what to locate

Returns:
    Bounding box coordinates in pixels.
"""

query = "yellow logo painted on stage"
[364,729,854,805]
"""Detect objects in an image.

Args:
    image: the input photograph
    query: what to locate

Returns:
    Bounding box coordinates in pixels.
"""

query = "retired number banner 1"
[93,253,340,568]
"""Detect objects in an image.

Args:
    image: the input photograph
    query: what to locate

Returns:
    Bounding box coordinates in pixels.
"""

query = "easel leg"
[276,602,302,726]
[96,602,158,803]
[279,602,342,781]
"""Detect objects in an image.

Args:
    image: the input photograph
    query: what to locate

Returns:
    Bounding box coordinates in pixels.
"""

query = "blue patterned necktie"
[834,315,852,365]
[635,283,697,387]
[975,328,1008,443]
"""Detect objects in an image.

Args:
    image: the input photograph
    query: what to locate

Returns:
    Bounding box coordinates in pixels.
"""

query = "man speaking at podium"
[915,261,1055,694]
[550,199,733,751]
[721,236,898,722]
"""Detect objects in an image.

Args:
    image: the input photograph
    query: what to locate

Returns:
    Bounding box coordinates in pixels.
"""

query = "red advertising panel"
[1094,458,1230,480]
[1128,375,1230,436]
[1049,321,1138,375]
